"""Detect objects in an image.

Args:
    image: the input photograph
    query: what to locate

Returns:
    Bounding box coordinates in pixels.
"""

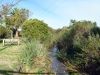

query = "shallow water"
[49,46,69,75]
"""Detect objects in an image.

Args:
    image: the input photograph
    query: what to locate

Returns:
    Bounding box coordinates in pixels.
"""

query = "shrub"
[22,19,52,43]
[57,20,100,75]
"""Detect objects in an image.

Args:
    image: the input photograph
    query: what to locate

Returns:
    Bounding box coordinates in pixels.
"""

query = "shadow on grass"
[0,46,8,52]
[0,70,54,75]
[0,44,18,52]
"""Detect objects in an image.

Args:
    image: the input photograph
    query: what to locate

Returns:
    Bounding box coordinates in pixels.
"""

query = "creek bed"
[49,46,69,75]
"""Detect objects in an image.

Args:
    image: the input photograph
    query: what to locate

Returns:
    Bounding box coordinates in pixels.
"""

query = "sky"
[1,0,100,29]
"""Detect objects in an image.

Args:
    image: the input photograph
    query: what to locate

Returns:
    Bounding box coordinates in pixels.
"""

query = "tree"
[6,8,29,28]
[0,0,24,38]
[0,0,23,27]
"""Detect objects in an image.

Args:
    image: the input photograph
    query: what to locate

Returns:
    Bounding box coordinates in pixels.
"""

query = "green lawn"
[0,43,22,74]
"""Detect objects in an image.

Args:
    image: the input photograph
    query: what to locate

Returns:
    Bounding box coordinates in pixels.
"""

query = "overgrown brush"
[57,20,100,75]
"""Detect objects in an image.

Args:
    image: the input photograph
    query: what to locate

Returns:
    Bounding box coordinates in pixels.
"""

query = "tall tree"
[0,0,28,38]
[0,0,23,27]
[8,8,29,27]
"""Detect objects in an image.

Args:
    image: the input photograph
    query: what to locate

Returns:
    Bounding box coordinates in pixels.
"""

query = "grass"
[20,40,52,73]
[0,43,22,72]
[0,40,53,74]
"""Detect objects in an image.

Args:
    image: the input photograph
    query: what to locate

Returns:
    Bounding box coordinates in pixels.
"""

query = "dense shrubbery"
[22,19,57,49]
[57,20,100,75]
[22,19,53,44]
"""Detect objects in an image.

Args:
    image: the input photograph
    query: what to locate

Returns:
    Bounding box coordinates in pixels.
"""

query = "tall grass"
[20,40,51,73]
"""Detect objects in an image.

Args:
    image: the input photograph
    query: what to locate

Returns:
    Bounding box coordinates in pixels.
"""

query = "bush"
[57,20,100,75]
[22,19,52,43]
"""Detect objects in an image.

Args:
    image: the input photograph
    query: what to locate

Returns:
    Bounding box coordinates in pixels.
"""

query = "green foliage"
[69,72,81,75]
[20,40,51,73]
[0,5,29,38]
[6,8,29,28]
[21,40,46,66]
[22,19,52,43]
[0,26,7,38]
[57,20,100,75]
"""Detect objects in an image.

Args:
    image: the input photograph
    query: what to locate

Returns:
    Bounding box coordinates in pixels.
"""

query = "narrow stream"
[49,45,69,75]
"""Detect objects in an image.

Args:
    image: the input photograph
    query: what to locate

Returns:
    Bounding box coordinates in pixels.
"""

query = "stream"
[49,45,69,75]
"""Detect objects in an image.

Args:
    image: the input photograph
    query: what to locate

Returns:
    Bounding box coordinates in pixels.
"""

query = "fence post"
[3,39,5,46]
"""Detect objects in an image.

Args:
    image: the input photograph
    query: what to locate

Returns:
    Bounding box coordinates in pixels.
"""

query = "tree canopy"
[0,4,29,38]
[6,8,29,27]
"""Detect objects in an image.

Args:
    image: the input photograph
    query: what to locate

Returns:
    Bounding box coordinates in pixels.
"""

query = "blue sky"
[1,0,100,29]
